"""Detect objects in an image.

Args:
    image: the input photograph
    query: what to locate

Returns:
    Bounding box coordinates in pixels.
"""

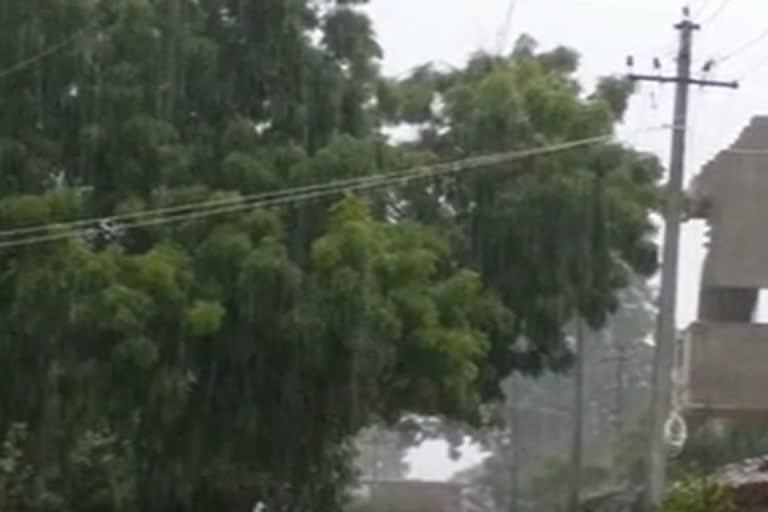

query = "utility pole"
[567,319,586,512]
[505,379,520,512]
[627,12,738,510]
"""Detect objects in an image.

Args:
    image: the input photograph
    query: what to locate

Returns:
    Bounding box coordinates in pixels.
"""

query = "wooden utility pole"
[627,12,738,510]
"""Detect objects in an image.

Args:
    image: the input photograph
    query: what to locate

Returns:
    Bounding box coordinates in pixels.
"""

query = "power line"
[0,11,119,81]
[0,168,442,238]
[722,44,768,83]
[716,26,768,65]
[0,134,614,240]
[689,0,711,18]
[0,28,89,80]
[0,129,666,249]
[697,0,734,25]
[735,54,768,82]
[495,0,520,55]
[0,134,617,247]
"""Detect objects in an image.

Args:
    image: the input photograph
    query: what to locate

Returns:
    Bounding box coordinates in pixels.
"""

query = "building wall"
[685,322,768,414]
[682,116,768,419]
[693,116,768,288]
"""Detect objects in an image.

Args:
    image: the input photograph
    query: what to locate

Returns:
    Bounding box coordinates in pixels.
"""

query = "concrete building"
[679,116,768,421]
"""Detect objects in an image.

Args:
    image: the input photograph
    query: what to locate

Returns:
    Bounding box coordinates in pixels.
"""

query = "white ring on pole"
[664,410,688,456]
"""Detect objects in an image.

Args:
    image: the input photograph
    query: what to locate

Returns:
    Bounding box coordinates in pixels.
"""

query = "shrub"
[661,476,736,512]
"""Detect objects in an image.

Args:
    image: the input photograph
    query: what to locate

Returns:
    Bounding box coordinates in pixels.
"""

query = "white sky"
[366,0,768,480]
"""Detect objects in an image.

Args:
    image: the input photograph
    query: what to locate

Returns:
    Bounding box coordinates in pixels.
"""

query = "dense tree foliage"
[0,0,661,510]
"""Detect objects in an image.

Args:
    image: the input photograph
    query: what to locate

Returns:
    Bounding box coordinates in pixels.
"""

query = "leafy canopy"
[0,0,660,509]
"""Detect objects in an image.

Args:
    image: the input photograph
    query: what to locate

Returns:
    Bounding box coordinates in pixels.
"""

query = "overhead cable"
[0,128,668,249]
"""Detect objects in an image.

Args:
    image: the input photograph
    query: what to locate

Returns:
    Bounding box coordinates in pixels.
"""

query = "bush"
[661,476,736,512]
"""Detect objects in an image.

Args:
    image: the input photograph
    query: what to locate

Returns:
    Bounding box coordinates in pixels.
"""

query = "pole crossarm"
[628,73,739,89]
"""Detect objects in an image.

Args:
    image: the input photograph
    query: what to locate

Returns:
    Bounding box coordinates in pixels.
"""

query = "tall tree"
[0,2,661,509]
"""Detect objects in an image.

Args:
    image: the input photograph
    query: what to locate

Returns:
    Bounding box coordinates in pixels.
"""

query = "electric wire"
[0,134,615,240]
[716,26,768,66]
[690,0,711,19]
[0,129,667,249]
[0,26,93,80]
[495,0,520,55]
[735,55,768,82]
[697,0,734,26]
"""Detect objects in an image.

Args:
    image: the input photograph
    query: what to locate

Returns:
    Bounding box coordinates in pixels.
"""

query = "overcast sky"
[365,0,768,480]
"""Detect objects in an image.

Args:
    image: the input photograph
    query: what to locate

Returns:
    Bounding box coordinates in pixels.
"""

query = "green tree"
[380,46,659,390]
[661,477,735,512]
[0,1,661,509]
